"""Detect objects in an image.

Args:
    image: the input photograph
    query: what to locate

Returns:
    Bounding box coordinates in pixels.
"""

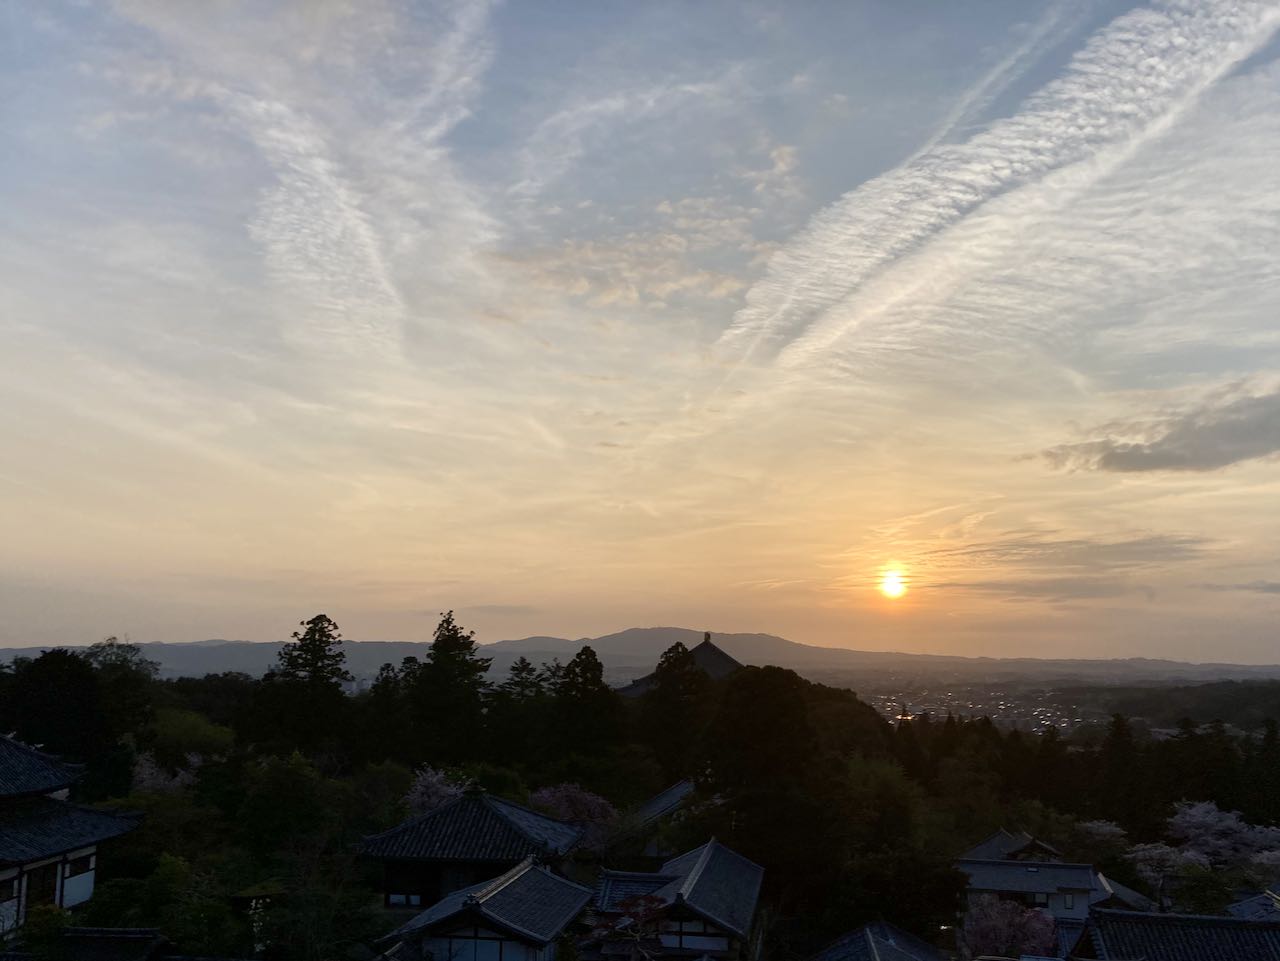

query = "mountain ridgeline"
[4,625,1280,686]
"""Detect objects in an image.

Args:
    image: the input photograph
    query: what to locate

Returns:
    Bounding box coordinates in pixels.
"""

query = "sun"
[879,569,907,599]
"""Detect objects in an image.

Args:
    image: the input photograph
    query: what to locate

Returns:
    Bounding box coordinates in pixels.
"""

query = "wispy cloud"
[1201,581,1280,594]
[717,0,1280,365]
[1044,385,1280,472]
[109,0,499,359]
[509,74,738,202]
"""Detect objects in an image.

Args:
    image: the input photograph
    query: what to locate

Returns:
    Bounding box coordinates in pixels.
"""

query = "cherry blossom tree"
[961,895,1056,961]
[530,783,618,851]
[404,766,469,815]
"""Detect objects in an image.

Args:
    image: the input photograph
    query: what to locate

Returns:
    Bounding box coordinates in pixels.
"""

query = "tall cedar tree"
[276,615,353,687]
[549,646,620,758]
[254,615,352,753]
[640,642,710,778]
[413,611,491,763]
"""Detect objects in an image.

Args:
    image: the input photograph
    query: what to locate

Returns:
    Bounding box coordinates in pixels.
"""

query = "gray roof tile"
[958,859,1107,898]
[390,859,593,946]
[0,735,83,799]
[594,839,764,940]
[1083,907,1280,960]
[809,921,941,961]
[362,793,582,862]
[0,798,138,865]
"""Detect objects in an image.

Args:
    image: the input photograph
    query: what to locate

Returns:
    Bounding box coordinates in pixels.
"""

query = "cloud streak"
[1044,386,1280,472]
[717,0,1280,365]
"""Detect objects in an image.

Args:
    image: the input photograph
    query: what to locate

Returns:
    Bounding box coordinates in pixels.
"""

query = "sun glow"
[879,569,907,599]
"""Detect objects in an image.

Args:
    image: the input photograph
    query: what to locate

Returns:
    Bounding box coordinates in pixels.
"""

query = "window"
[0,878,17,903]
[66,855,94,878]
[1064,894,1075,910]
[1032,893,1048,906]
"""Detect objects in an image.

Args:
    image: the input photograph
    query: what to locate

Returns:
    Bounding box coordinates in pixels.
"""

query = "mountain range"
[4,626,1280,687]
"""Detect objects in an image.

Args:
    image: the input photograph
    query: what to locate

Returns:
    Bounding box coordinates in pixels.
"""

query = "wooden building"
[377,858,593,961]
[0,735,137,933]
[585,838,764,960]
[362,793,583,908]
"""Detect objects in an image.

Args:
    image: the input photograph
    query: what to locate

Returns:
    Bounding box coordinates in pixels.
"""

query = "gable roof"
[361,793,582,862]
[1098,874,1156,913]
[0,797,138,866]
[809,921,942,961]
[616,639,743,698]
[958,859,1109,898]
[1226,889,1280,921]
[960,828,1062,862]
[1079,907,1280,960]
[631,780,695,828]
[387,858,593,946]
[0,735,83,799]
[594,838,764,940]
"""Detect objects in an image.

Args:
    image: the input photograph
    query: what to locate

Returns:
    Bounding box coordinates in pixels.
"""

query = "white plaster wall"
[62,870,94,908]
[0,899,19,935]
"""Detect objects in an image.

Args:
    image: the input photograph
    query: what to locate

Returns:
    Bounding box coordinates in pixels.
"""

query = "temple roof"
[959,827,1062,861]
[361,793,582,862]
[595,838,764,940]
[1079,907,1280,960]
[616,639,742,698]
[0,734,83,799]
[386,858,593,946]
[0,797,139,866]
[808,921,942,961]
[957,858,1109,898]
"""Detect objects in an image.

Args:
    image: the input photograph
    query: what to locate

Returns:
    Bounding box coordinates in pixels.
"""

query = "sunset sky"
[4,1,1280,660]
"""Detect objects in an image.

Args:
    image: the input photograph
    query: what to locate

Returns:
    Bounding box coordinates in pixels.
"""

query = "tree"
[499,656,544,700]
[548,646,620,757]
[530,783,618,852]
[276,615,352,688]
[705,666,817,791]
[406,612,492,763]
[404,766,469,815]
[639,643,710,778]
[961,895,1056,961]
[5,649,112,766]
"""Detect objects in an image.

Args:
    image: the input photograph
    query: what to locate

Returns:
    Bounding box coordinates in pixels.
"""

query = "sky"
[4,1,1280,661]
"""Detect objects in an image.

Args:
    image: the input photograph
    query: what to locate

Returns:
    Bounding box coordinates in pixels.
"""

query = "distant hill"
[4,627,1280,686]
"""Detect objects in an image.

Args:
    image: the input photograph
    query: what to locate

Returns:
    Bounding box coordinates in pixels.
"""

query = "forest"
[3,612,1280,959]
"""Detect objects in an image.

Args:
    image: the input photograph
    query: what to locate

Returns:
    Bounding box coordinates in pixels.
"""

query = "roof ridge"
[1094,906,1280,925]
[361,791,471,842]
[677,838,718,900]
[958,857,1095,868]
[1,733,76,764]
[474,864,593,945]
[482,794,575,851]
[865,927,880,961]
[470,858,536,903]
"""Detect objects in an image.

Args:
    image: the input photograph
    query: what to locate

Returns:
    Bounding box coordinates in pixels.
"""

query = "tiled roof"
[361,793,582,862]
[1098,874,1156,912]
[595,870,679,913]
[616,640,742,697]
[631,780,694,829]
[1081,907,1280,960]
[594,838,764,940]
[0,735,83,798]
[1056,918,1087,959]
[388,858,593,946]
[960,828,1063,862]
[808,921,942,961]
[1226,890,1280,921]
[958,859,1108,898]
[0,797,139,865]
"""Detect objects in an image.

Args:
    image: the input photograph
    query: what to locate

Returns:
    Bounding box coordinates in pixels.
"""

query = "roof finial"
[704,631,710,644]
